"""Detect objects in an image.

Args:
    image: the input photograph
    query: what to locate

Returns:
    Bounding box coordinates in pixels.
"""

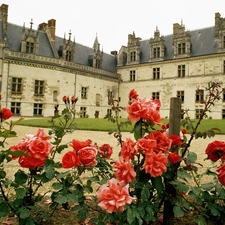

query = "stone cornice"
[5,51,120,82]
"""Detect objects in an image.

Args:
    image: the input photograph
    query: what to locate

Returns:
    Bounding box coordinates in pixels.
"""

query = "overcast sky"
[2,0,225,54]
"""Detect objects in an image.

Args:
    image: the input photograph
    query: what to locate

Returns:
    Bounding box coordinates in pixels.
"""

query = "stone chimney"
[111,50,117,56]
[0,4,8,38]
[38,22,47,31]
[48,19,56,40]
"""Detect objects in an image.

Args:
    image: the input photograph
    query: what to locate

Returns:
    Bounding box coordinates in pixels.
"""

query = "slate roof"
[0,20,220,69]
[0,21,117,73]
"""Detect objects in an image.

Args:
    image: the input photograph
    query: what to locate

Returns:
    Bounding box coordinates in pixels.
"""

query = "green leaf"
[141,188,150,200]
[45,165,55,179]
[0,170,6,179]
[173,206,185,217]
[19,208,31,219]
[54,195,67,204]
[52,182,63,190]
[208,204,221,216]
[151,176,163,195]
[187,152,197,163]
[0,202,9,217]
[14,170,28,184]
[127,208,136,224]
[78,207,88,222]
[16,187,26,199]
[201,182,214,191]
[194,215,207,225]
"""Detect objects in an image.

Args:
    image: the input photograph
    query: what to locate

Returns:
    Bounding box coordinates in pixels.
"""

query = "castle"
[0,3,225,119]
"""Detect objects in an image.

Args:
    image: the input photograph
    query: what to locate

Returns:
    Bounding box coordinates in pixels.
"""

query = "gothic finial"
[30,19,33,29]
[156,26,158,31]
[69,30,71,40]
[181,19,183,27]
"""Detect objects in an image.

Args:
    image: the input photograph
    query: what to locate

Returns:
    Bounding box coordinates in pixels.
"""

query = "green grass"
[16,118,225,134]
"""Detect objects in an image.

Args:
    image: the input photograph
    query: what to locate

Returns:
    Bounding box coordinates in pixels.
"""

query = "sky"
[2,0,225,54]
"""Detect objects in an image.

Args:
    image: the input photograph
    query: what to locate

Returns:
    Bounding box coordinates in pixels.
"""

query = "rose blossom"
[97,178,132,213]
[126,99,146,122]
[99,144,113,159]
[146,131,172,154]
[70,139,92,151]
[137,138,156,155]
[78,146,97,166]
[62,151,80,168]
[129,89,138,99]
[168,152,181,164]
[217,163,225,186]
[19,156,45,169]
[143,151,168,177]
[205,140,225,162]
[121,138,136,160]
[1,108,13,120]
[114,157,136,183]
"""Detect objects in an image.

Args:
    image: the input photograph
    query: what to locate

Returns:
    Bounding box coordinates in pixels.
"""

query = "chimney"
[38,22,47,31]
[111,51,117,56]
[48,19,56,40]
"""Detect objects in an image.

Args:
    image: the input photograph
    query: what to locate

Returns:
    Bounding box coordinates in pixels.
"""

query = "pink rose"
[114,157,136,183]
[97,178,132,213]
[143,151,168,177]
[121,138,137,160]
[70,139,92,151]
[78,146,97,166]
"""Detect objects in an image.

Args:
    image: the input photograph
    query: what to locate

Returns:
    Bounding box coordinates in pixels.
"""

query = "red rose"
[62,151,80,168]
[137,138,156,155]
[121,138,136,160]
[70,139,92,151]
[205,140,225,162]
[99,144,113,159]
[217,163,225,186]
[169,134,182,146]
[129,89,138,99]
[19,156,45,169]
[1,108,13,120]
[62,95,67,103]
[168,152,181,164]
[78,146,97,166]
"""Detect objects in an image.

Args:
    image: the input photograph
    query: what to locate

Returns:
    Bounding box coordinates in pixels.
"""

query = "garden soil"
[1,123,225,225]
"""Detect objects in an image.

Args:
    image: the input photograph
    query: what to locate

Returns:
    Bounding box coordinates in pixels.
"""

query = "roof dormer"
[21,19,39,54]
[127,31,141,65]
[173,21,191,58]
[60,31,75,62]
[150,26,165,61]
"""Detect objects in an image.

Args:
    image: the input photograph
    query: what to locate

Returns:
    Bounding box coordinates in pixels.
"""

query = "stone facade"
[0,3,225,119]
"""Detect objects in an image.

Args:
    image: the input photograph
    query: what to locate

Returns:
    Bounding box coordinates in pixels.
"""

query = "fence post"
[163,97,181,225]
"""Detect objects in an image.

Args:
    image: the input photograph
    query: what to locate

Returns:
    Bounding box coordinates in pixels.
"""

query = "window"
[53,91,58,102]
[66,50,72,61]
[130,70,136,82]
[153,47,160,58]
[94,111,99,118]
[222,109,225,119]
[178,65,185,77]
[223,60,225,74]
[26,41,34,53]
[96,59,101,69]
[195,109,203,119]
[181,109,184,119]
[178,43,186,54]
[223,36,225,48]
[130,51,136,61]
[195,89,204,103]
[34,80,44,95]
[152,92,160,99]
[96,93,101,106]
[108,90,113,105]
[153,68,160,79]
[223,90,225,101]
[107,109,112,117]
[11,102,21,115]
[11,77,22,93]
[81,87,87,99]
[177,91,184,103]
[80,107,87,118]
[33,103,43,116]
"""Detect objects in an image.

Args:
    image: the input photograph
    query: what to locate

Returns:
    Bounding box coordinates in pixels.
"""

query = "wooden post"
[163,97,181,225]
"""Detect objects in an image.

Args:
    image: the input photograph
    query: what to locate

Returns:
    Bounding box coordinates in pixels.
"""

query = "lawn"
[16,117,225,134]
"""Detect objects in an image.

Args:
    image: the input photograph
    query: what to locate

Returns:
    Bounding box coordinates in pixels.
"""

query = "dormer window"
[153,47,160,58]
[26,40,34,53]
[66,50,72,61]
[130,51,136,61]
[178,43,186,55]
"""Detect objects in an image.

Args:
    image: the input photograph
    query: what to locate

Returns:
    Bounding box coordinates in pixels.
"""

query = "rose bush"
[0,82,225,225]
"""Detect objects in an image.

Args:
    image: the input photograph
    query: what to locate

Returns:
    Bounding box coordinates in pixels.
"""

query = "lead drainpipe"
[6,61,9,108]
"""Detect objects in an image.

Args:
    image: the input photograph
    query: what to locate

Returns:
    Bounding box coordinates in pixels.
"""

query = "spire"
[93,33,99,50]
